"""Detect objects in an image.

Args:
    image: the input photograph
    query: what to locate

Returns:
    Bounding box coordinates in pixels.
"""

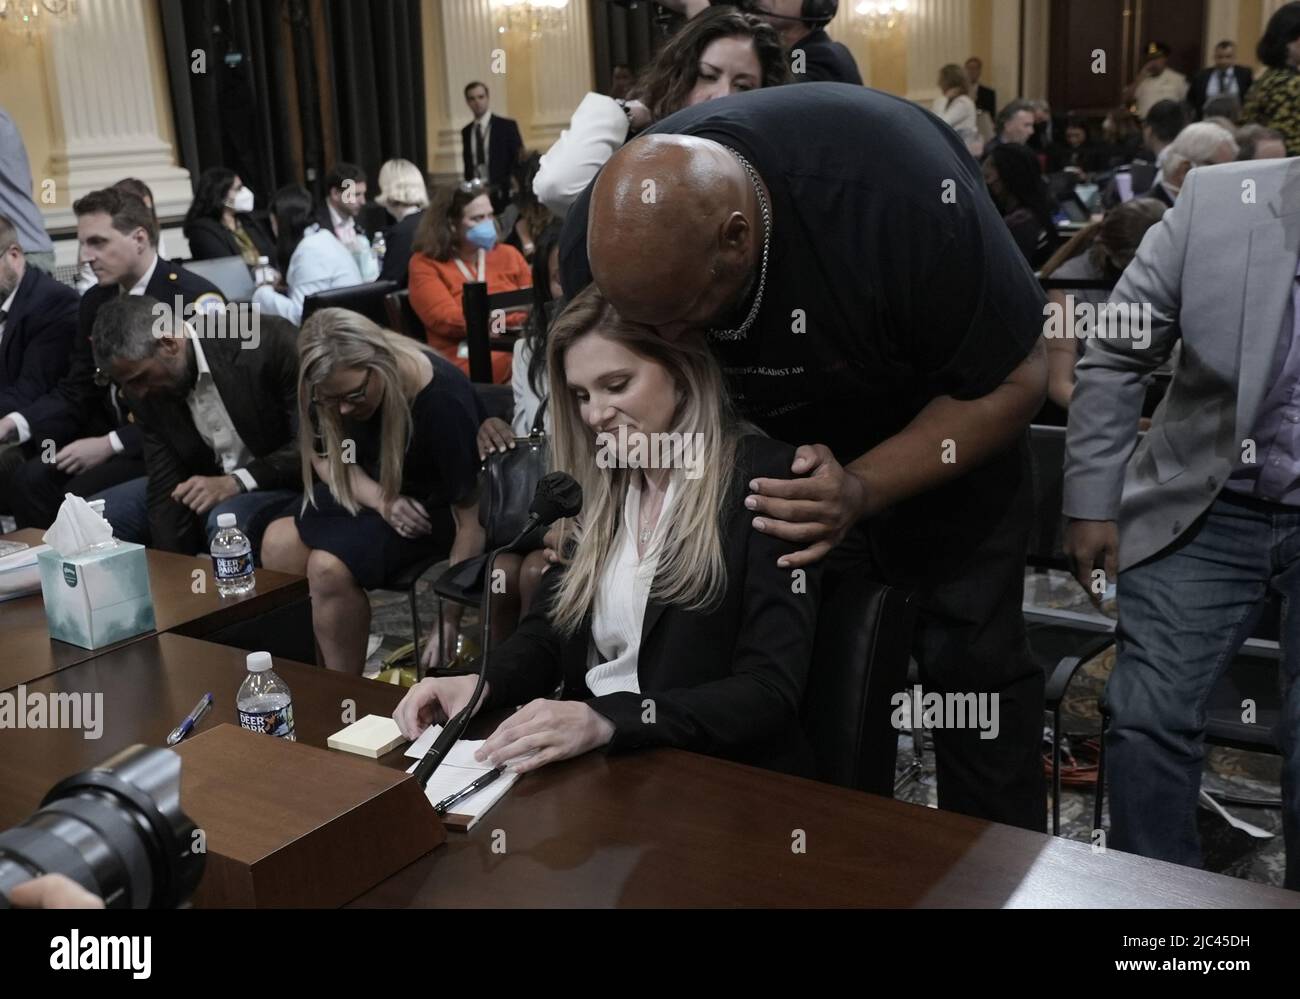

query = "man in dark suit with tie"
[0,187,225,530]
[462,81,524,212]
[965,56,997,117]
[0,213,78,518]
[1189,39,1254,118]
[89,295,300,556]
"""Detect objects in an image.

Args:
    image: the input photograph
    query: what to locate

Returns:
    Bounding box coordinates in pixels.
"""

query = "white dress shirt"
[534,93,630,219]
[186,330,257,491]
[0,281,18,346]
[253,226,365,326]
[510,336,550,437]
[472,111,493,181]
[586,473,677,697]
[933,93,978,142]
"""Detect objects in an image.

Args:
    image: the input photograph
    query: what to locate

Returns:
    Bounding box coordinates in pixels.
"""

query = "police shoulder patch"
[193,292,225,315]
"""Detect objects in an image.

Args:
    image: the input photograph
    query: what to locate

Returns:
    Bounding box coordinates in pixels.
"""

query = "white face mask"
[229,186,255,214]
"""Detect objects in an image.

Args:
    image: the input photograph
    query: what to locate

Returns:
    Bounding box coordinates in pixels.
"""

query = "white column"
[43,0,192,229]
[989,0,1021,110]
[528,0,594,150]
[1204,0,1239,64]
[1020,0,1050,101]
[437,0,505,179]
[906,0,972,103]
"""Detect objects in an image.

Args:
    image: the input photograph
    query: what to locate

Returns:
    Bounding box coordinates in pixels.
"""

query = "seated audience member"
[313,162,380,281]
[1100,106,1144,169]
[610,62,635,101]
[259,309,483,673]
[1241,2,1300,155]
[1236,123,1288,159]
[1063,155,1300,891]
[1026,98,1057,155]
[1102,100,1188,207]
[501,152,553,262]
[182,167,275,266]
[1201,95,1243,124]
[469,220,566,656]
[253,185,364,326]
[408,181,531,384]
[111,178,172,262]
[1037,198,1167,420]
[933,63,979,150]
[534,7,788,218]
[394,285,823,777]
[0,214,79,508]
[1052,118,1107,175]
[0,188,225,530]
[374,158,429,288]
[983,98,1036,158]
[1145,121,1238,206]
[87,296,301,555]
[983,143,1059,268]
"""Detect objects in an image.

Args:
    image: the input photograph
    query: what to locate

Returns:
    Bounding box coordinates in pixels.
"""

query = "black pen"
[433,765,506,815]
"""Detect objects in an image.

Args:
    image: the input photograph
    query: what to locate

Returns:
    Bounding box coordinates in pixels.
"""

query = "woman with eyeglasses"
[259,308,484,673]
[534,6,789,219]
[407,180,532,385]
[393,284,823,776]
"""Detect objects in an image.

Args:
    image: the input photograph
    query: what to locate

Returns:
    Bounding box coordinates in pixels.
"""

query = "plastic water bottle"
[211,512,255,597]
[371,229,386,264]
[236,651,296,741]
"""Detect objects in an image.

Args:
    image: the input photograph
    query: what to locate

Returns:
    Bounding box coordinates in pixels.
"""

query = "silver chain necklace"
[707,147,771,343]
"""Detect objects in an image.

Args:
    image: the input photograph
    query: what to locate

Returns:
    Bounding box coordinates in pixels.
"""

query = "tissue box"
[37,543,156,649]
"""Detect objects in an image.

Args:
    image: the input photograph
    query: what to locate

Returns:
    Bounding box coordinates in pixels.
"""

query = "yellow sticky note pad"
[327,715,406,758]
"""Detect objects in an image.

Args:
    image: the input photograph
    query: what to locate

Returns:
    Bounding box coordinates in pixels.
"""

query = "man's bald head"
[588,134,762,339]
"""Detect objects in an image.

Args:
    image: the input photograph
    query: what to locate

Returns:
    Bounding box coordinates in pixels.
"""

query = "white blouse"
[933,93,978,142]
[585,473,677,697]
[534,92,631,219]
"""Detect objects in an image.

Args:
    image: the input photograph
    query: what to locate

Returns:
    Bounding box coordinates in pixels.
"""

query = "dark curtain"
[160,0,425,209]
[322,0,426,193]
[590,0,664,96]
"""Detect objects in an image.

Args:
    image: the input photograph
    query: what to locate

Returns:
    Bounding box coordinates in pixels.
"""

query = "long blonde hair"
[546,285,740,636]
[297,308,431,514]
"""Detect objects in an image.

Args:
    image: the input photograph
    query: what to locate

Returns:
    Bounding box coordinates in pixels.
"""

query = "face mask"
[229,186,255,213]
[465,219,497,251]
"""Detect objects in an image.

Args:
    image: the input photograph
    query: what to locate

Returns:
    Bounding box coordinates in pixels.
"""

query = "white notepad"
[404,725,520,831]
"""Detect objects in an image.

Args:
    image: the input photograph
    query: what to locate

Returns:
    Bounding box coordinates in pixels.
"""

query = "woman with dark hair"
[534,6,789,218]
[407,180,532,384]
[1242,1,1300,154]
[982,143,1060,269]
[501,151,553,262]
[182,167,274,264]
[251,184,364,325]
[1100,106,1144,169]
[1037,197,1167,418]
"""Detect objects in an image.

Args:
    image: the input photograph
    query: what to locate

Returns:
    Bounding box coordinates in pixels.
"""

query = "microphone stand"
[412,512,541,788]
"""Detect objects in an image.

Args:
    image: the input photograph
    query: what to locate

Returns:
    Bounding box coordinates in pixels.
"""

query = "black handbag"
[479,397,549,551]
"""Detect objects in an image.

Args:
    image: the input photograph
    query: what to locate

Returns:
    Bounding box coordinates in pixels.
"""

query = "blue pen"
[167,693,213,746]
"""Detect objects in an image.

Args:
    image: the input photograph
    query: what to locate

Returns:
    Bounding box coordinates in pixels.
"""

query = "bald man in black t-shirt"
[560,83,1049,831]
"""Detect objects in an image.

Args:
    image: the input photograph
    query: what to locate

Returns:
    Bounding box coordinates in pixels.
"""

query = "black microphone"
[412,472,583,788]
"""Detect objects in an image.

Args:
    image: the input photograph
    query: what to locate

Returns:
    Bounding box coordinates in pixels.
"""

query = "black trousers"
[2,451,147,529]
[831,433,1047,832]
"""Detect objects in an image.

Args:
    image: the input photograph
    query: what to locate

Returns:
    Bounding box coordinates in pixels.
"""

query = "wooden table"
[2,633,1295,908]
[1,528,310,690]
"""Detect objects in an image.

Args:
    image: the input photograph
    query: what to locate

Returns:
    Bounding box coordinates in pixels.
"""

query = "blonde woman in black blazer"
[395,285,822,776]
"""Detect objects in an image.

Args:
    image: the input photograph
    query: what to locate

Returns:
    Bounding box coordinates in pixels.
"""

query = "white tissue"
[42,493,115,556]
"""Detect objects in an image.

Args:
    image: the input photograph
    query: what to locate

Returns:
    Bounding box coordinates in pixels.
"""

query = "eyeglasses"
[311,369,371,408]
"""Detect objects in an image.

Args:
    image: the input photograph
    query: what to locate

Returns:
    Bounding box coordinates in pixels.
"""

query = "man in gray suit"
[1063,156,1300,889]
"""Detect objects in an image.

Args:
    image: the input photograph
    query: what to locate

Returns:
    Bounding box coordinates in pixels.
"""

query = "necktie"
[475,123,486,169]
[1218,69,1230,94]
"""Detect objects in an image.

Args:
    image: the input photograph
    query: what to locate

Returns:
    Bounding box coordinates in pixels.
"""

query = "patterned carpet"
[365,565,1290,892]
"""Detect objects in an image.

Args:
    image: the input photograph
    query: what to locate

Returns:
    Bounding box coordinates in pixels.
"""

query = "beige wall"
[0,32,58,191]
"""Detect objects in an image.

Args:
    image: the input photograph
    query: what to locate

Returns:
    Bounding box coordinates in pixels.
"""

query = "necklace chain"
[707,147,771,343]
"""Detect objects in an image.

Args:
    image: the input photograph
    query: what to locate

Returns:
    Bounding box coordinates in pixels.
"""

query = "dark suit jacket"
[461,114,524,190]
[313,204,369,245]
[0,266,78,417]
[974,83,997,118]
[789,28,863,85]
[134,316,300,554]
[1189,64,1254,114]
[17,259,225,455]
[378,209,424,288]
[482,435,823,776]
[183,215,275,262]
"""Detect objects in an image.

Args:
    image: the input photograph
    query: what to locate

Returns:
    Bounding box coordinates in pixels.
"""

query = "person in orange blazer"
[409,180,531,384]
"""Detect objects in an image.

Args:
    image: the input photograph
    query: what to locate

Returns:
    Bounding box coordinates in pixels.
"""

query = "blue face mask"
[466,219,497,251]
